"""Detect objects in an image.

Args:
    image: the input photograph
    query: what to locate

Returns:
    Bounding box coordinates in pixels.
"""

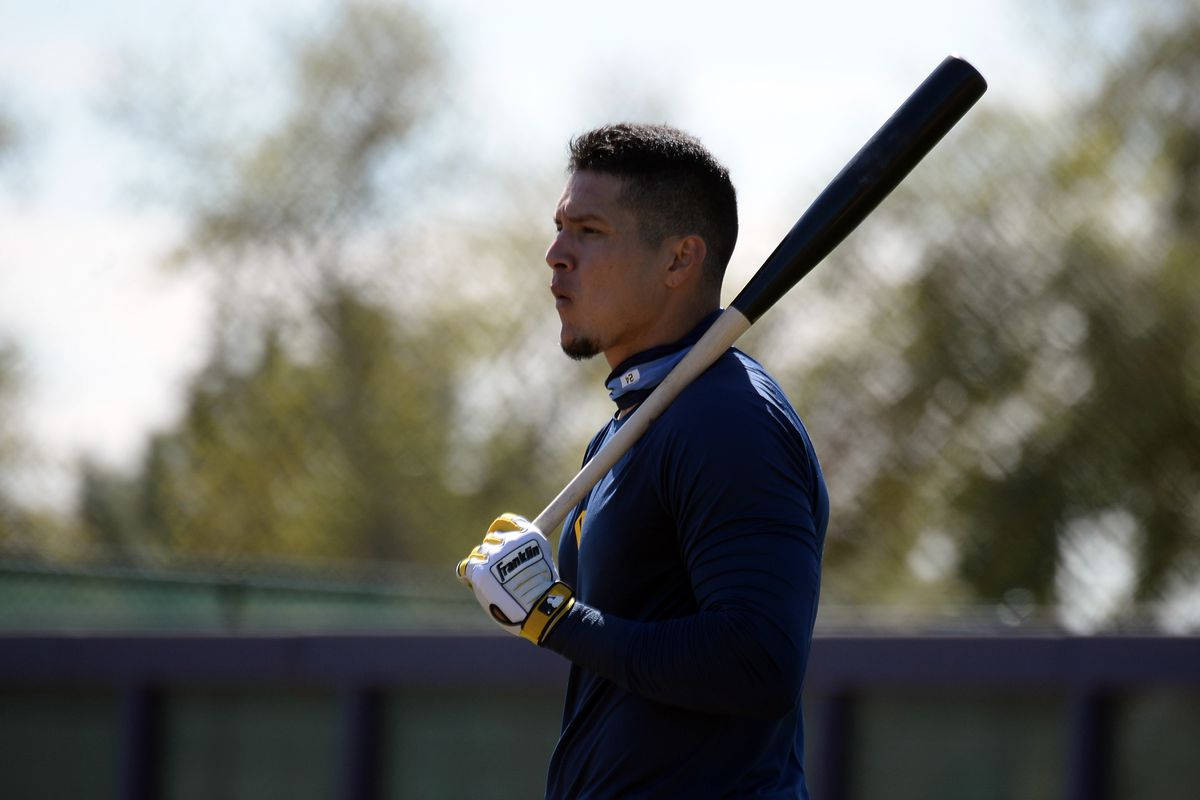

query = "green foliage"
[147,289,461,562]
[0,344,86,562]
[792,14,1200,614]
[0,110,17,163]
[190,0,440,252]
[84,0,601,572]
[77,0,1197,631]
[82,283,580,566]
[0,343,23,545]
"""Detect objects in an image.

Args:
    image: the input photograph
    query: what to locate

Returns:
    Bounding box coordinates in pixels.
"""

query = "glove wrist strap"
[520,581,575,645]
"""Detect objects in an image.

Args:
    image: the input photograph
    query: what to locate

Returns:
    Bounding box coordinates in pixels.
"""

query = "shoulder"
[582,421,612,461]
[645,349,818,483]
[659,349,803,435]
[648,349,828,537]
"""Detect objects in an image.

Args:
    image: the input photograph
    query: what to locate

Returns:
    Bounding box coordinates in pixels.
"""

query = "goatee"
[562,337,601,361]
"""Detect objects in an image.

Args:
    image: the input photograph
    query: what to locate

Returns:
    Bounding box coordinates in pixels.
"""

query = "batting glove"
[456,513,575,645]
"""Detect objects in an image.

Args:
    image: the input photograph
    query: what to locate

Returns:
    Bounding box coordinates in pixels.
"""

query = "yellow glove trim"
[457,513,531,584]
[520,581,575,645]
[488,513,528,534]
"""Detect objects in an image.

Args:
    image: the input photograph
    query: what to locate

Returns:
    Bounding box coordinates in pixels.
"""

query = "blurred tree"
[90,0,597,568]
[0,343,24,547]
[787,7,1200,623]
[0,105,29,552]
[0,342,76,563]
[105,0,448,340]
[0,106,18,166]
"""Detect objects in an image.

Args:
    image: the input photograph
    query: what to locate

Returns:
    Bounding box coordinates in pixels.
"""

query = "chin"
[561,335,601,361]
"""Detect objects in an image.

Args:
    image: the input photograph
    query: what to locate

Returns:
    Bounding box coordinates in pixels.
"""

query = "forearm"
[541,594,816,719]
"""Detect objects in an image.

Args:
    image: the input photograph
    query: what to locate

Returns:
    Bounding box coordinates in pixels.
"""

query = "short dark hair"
[567,123,738,285]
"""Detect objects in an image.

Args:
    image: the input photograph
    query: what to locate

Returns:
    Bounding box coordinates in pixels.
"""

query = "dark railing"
[1,634,1198,800]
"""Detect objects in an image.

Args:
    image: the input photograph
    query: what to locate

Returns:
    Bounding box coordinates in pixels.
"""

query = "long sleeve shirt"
[542,313,829,799]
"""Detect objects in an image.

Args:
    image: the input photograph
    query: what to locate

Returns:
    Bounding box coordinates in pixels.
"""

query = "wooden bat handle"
[531,307,751,535]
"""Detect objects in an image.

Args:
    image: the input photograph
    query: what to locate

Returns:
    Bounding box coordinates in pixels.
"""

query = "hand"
[456,513,575,644]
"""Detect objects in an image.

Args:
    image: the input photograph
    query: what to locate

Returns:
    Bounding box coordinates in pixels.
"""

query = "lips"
[551,283,571,308]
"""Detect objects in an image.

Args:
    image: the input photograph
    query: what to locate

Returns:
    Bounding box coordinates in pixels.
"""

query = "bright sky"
[0,0,1051,508]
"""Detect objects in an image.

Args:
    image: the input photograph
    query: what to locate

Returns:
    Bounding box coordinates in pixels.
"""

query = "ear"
[663,235,707,289]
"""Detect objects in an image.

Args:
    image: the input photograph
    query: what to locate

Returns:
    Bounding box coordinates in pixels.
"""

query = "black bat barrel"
[730,55,987,323]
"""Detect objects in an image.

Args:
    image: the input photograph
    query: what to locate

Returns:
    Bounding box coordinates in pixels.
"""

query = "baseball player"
[459,123,828,799]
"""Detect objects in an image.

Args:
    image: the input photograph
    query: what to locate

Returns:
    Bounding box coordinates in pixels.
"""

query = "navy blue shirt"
[542,313,829,799]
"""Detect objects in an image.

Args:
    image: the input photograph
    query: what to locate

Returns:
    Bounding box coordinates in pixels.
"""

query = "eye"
[582,226,601,235]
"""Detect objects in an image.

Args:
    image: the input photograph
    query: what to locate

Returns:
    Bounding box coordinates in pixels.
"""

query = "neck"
[602,302,719,369]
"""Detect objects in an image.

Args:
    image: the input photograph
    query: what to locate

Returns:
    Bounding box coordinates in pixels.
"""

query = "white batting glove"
[456,513,575,644]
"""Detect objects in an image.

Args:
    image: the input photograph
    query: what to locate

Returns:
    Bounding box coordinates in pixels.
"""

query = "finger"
[456,545,491,584]
[489,604,519,626]
[486,513,528,534]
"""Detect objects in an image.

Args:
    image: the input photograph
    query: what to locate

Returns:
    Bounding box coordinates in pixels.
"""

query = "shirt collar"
[604,309,723,412]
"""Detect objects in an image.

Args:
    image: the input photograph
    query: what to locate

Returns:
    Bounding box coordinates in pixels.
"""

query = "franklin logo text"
[495,543,541,583]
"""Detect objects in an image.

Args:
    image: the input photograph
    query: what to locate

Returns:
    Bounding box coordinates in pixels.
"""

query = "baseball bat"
[530,55,986,535]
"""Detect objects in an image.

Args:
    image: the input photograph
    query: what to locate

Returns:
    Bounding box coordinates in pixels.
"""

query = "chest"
[560,428,693,617]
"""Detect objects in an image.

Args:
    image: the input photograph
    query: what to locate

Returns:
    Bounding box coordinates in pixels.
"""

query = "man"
[458,123,829,799]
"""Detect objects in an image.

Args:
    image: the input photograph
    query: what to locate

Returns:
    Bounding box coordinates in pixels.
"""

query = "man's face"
[546,171,669,366]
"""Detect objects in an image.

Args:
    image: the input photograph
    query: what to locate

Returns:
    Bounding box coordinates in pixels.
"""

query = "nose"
[545,233,572,271]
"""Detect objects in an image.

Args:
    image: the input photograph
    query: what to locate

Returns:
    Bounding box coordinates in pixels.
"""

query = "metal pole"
[340,686,381,800]
[1066,687,1111,800]
[118,683,158,800]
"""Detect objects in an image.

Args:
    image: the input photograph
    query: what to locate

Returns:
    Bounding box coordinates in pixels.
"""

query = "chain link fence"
[0,0,1197,635]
